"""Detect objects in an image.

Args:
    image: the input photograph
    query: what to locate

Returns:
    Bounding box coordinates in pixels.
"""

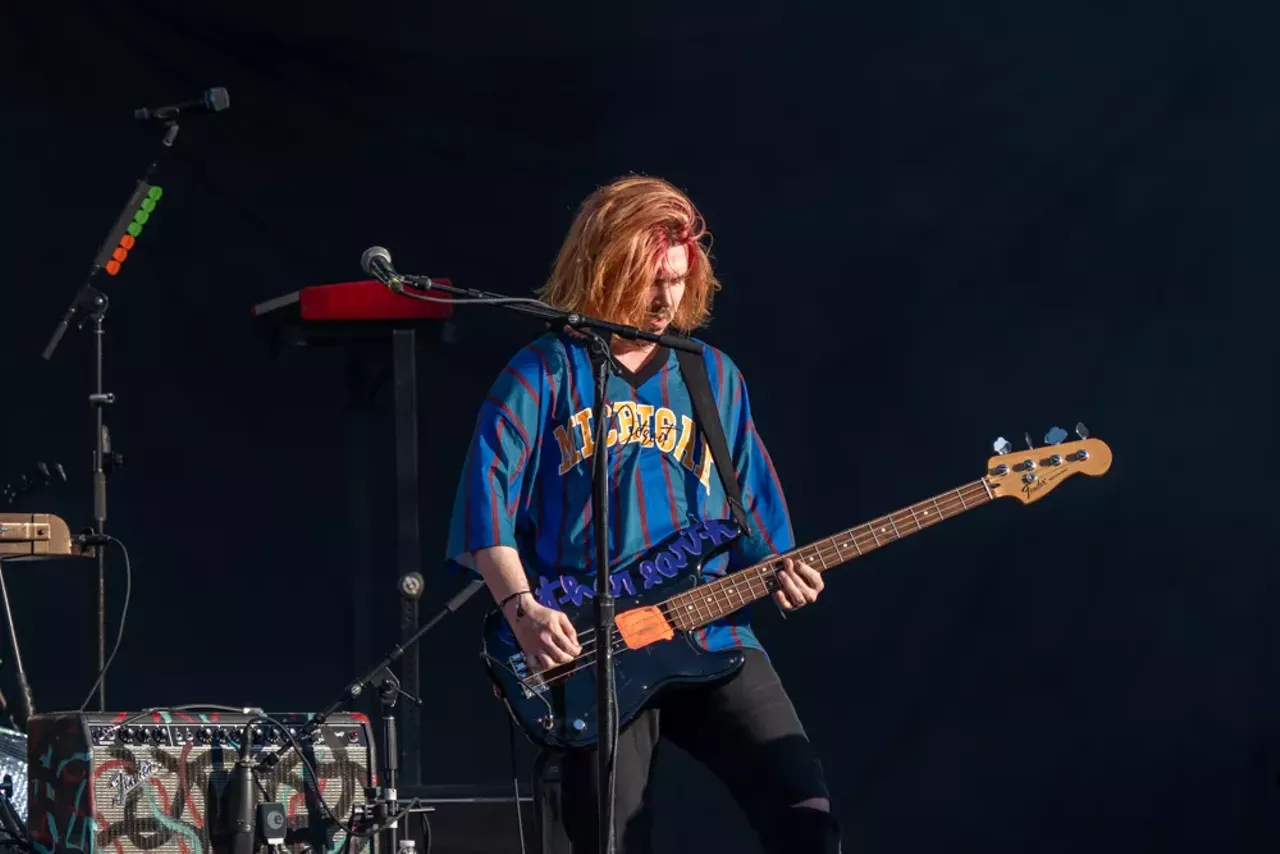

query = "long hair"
[536,176,720,332]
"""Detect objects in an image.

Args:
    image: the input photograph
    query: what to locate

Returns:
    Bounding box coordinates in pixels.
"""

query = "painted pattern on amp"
[26,711,375,854]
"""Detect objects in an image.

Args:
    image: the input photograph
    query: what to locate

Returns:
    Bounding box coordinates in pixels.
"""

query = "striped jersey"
[445,331,794,653]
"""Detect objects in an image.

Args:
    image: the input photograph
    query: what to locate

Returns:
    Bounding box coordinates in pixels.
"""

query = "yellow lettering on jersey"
[696,442,713,490]
[558,407,709,492]
[613,401,637,446]
[633,404,655,446]
[603,403,618,447]
[675,416,696,469]
[572,409,596,459]
[654,407,677,453]
[555,423,581,475]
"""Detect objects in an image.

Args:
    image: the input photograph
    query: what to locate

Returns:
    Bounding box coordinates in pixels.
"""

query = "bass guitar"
[481,426,1112,751]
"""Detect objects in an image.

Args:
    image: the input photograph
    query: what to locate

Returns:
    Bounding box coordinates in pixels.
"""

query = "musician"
[445,175,840,853]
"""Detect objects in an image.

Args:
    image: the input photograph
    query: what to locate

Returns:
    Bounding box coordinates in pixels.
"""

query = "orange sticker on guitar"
[615,606,675,649]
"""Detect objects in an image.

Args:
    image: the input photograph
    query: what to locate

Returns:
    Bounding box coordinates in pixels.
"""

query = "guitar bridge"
[508,652,549,698]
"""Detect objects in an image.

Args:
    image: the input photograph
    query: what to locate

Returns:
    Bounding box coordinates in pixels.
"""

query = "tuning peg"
[1044,426,1068,445]
[993,437,1012,455]
[1024,432,1034,450]
[1075,422,1089,440]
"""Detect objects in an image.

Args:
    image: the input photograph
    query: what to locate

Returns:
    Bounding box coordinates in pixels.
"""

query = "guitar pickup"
[508,653,548,699]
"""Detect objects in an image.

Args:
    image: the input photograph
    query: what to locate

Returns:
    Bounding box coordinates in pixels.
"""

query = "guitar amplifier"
[26,711,378,854]
[1,726,27,824]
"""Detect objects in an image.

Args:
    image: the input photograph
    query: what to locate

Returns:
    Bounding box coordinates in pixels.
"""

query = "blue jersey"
[444,331,794,653]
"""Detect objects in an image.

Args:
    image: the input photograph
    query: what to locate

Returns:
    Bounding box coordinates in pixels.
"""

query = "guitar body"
[481,519,748,752]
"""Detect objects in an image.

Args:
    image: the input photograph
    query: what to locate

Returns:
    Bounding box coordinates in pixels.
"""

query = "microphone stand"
[0,561,35,733]
[295,579,486,853]
[39,118,181,711]
[392,272,703,854]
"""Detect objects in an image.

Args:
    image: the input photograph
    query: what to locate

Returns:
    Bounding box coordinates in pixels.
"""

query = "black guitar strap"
[674,348,755,538]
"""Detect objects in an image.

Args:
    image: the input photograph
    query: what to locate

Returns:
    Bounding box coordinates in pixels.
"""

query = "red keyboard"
[252,279,453,322]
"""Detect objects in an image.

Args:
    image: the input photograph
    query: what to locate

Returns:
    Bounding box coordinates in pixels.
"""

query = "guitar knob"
[1046,454,1062,466]
[1022,473,1037,484]
[993,437,1012,455]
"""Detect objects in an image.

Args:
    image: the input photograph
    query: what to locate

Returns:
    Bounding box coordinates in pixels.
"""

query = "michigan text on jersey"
[554,401,713,490]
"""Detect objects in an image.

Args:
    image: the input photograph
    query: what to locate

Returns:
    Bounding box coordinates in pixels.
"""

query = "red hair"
[537,176,720,331]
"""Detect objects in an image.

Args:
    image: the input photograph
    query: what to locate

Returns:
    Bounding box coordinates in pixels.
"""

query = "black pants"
[550,648,840,853]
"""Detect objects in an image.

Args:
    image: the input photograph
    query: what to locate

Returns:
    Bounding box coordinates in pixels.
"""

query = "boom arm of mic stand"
[306,579,486,731]
[400,276,705,355]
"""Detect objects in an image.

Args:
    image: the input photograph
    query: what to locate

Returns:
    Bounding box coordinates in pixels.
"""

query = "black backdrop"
[2,1,1277,851]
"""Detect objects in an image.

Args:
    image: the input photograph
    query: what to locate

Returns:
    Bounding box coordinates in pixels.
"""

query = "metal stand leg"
[391,329,421,789]
[346,349,375,711]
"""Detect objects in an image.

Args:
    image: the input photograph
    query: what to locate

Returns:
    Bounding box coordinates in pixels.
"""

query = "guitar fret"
[662,479,1001,634]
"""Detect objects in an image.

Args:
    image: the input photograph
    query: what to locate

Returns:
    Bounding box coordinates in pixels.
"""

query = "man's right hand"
[505,594,582,671]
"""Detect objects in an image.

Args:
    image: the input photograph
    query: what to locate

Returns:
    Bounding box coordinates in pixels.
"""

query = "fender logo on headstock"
[1022,465,1071,497]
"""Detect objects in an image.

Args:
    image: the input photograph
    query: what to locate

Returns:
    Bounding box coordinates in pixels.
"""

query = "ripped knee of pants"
[791,797,830,812]
[761,799,841,853]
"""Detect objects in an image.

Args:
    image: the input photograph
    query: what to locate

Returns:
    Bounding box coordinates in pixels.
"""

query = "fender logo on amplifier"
[108,760,158,806]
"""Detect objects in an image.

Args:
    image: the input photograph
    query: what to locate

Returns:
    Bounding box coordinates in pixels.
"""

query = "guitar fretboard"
[662,478,994,632]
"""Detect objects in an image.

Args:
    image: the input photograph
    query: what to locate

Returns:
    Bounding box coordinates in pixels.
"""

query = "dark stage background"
[1,2,1276,851]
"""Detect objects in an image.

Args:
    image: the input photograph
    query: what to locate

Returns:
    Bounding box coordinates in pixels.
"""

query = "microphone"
[133,87,231,121]
[220,716,259,854]
[361,246,406,292]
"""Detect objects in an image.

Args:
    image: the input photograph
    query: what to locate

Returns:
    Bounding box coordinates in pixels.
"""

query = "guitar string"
[555,480,992,663]
[533,486,992,688]
[529,501,995,690]
[562,480,990,655]
[526,481,993,686]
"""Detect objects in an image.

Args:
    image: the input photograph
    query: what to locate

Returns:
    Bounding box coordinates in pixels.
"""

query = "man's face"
[646,243,689,333]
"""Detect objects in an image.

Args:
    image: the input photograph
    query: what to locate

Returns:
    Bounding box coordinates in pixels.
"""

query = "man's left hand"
[774,556,824,611]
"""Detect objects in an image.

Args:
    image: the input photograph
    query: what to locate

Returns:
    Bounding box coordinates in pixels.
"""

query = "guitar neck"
[664,478,995,632]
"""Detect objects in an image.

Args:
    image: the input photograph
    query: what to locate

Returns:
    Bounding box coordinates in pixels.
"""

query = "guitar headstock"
[985,423,1112,504]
